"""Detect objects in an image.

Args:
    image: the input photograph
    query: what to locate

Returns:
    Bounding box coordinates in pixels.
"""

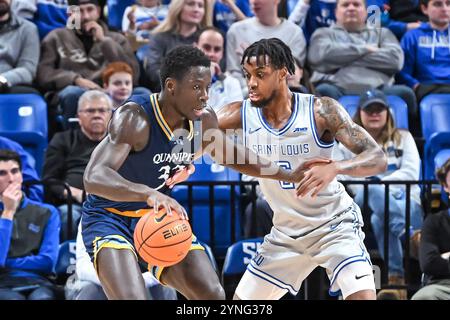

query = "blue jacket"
[399,23,450,88]
[0,195,60,277]
[0,136,43,202]
[33,0,68,40]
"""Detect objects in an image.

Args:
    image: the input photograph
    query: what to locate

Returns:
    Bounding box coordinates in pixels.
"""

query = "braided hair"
[241,38,295,75]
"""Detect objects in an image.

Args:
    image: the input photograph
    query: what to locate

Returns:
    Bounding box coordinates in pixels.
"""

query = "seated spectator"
[36,0,139,127]
[226,0,307,93]
[42,90,112,241]
[0,0,40,94]
[289,0,422,42]
[102,62,151,110]
[145,0,212,91]
[11,0,36,19]
[333,89,423,300]
[212,0,252,34]
[194,27,243,111]
[65,222,178,300]
[33,0,68,40]
[0,136,43,202]
[411,157,450,300]
[398,0,450,103]
[0,150,60,300]
[122,0,169,39]
[307,0,419,133]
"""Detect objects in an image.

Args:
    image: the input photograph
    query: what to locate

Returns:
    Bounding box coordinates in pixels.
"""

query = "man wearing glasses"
[42,90,113,241]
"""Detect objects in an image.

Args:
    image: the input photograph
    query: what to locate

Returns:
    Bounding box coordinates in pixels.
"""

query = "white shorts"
[235,203,376,300]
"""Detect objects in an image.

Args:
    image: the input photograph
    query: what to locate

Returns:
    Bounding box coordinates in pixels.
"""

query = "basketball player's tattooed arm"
[83,102,188,218]
[200,107,305,182]
[296,97,387,197]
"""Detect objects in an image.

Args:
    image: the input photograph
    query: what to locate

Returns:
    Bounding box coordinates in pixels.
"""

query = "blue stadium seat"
[419,94,450,141]
[0,94,48,175]
[419,94,450,179]
[221,238,263,298]
[107,0,136,30]
[338,95,409,129]
[171,155,242,256]
[55,240,77,285]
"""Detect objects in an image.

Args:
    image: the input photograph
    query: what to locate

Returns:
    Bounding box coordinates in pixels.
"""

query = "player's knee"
[197,282,225,300]
[346,289,376,300]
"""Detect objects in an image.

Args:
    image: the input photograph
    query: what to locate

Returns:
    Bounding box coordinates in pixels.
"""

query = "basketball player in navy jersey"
[81,45,310,300]
[217,38,388,300]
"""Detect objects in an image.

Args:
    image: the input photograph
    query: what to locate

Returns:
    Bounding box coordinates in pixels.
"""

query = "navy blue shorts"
[81,204,204,282]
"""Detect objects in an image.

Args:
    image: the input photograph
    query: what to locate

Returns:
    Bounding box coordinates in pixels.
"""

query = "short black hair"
[194,26,224,43]
[420,0,430,7]
[160,45,211,88]
[241,38,296,75]
[0,149,22,170]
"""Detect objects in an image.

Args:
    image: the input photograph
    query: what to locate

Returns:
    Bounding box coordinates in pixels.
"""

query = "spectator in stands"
[307,0,419,132]
[122,0,169,39]
[42,90,112,241]
[411,157,450,300]
[333,89,423,300]
[398,0,450,103]
[0,149,60,300]
[11,0,36,19]
[33,0,68,40]
[194,27,243,111]
[226,0,307,93]
[0,0,40,94]
[144,0,212,91]
[36,0,139,127]
[289,0,422,42]
[212,0,252,34]
[0,136,43,202]
[102,61,151,110]
[65,223,178,300]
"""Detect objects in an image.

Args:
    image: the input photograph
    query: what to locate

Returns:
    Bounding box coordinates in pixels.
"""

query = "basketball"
[133,208,192,267]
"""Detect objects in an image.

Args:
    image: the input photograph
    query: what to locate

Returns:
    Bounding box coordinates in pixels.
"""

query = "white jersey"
[242,92,354,237]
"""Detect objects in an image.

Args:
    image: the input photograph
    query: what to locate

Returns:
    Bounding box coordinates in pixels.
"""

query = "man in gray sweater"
[226,0,306,95]
[0,0,40,94]
[37,0,140,127]
[307,0,418,131]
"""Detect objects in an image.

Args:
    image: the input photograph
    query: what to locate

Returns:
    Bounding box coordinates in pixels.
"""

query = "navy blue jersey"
[84,93,202,213]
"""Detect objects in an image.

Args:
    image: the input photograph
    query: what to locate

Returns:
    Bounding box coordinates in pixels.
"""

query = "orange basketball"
[133,208,192,267]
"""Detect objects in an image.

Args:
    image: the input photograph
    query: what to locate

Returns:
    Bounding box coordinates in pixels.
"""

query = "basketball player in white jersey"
[217,38,388,300]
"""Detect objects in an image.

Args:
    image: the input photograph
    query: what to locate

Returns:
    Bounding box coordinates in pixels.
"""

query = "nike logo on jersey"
[154,213,167,223]
[355,274,370,280]
[293,127,308,133]
[249,127,261,134]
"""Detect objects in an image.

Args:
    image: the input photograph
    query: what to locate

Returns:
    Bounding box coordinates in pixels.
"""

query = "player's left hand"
[165,164,195,189]
[296,161,338,198]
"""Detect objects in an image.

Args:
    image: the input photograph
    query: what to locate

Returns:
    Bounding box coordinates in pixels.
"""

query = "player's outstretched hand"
[165,164,195,189]
[146,191,189,220]
[296,159,337,199]
[291,157,332,182]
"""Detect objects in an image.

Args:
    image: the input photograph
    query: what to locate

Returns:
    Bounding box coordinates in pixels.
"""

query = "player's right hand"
[146,191,189,220]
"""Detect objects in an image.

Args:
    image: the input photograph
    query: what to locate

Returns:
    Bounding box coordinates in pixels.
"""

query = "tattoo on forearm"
[316,97,385,174]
